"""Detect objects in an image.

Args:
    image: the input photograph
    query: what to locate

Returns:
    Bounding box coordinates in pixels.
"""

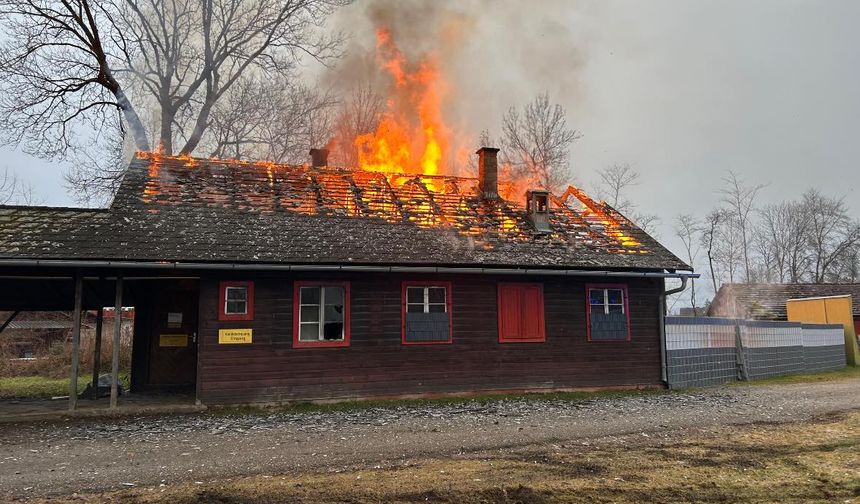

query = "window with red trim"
[218,281,254,321]
[402,281,453,345]
[586,284,631,341]
[293,281,350,348]
[497,283,545,343]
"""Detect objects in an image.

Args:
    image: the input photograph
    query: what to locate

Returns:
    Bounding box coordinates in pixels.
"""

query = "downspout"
[660,276,689,387]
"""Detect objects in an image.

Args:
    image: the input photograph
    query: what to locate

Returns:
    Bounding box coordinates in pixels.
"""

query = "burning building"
[0,6,697,408]
[0,145,693,407]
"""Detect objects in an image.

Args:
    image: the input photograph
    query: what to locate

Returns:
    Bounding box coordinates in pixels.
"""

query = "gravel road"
[1,378,859,500]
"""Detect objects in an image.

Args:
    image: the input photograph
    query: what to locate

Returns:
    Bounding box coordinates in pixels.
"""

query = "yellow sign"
[159,334,188,347]
[219,328,253,344]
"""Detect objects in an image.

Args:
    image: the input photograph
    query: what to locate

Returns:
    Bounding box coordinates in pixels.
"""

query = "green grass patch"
[0,372,131,399]
[737,365,860,386]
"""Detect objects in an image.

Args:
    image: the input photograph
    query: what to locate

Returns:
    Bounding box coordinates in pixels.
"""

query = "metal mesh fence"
[666,317,846,388]
[801,323,847,373]
[738,320,804,380]
[666,317,737,388]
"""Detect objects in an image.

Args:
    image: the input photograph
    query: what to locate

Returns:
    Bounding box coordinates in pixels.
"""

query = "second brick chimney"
[476,147,500,199]
[309,148,329,168]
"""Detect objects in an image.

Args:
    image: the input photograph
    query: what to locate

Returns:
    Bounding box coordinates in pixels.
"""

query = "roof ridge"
[133,151,481,183]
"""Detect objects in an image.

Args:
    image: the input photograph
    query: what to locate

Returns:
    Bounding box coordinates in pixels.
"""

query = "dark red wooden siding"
[196,273,664,404]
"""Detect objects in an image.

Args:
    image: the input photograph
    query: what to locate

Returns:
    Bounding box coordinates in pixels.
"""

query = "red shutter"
[498,284,522,341]
[498,283,545,343]
[521,285,545,341]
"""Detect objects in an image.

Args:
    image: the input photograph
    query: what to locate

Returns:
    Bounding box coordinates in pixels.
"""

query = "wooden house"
[0,148,693,407]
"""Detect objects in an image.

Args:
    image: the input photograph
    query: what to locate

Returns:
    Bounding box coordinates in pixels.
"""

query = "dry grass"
[28,410,860,504]
[0,326,132,380]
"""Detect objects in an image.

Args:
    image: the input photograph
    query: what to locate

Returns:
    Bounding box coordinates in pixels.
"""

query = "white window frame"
[224,286,248,315]
[406,286,447,314]
[589,288,625,315]
[299,286,345,342]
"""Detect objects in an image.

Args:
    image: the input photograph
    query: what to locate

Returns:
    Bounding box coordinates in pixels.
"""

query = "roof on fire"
[0,154,690,271]
[708,283,860,320]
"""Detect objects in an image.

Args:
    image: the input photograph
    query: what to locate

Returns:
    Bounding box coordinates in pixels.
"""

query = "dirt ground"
[2,376,860,502]
[27,409,860,504]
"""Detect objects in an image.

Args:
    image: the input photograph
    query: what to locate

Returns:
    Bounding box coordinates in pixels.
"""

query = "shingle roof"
[708,283,860,320]
[0,154,689,271]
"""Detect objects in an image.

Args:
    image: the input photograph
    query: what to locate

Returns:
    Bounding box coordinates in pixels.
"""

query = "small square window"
[225,287,248,315]
[586,285,629,342]
[402,283,452,344]
[219,281,254,321]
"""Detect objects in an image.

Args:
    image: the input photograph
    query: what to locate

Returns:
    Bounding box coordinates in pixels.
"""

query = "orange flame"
[354,28,449,181]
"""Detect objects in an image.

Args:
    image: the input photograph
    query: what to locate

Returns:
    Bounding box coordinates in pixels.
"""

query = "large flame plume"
[353,28,451,177]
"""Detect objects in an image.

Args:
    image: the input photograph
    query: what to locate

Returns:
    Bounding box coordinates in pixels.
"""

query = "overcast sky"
[2,0,858,301]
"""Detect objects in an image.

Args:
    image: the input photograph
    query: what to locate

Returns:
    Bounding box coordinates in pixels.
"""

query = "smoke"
[318,0,586,175]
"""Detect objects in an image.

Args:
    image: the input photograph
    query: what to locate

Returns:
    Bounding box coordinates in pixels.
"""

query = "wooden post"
[91,306,104,400]
[0,311,20,334]
[110,275,124,409]
[68,274,83,411]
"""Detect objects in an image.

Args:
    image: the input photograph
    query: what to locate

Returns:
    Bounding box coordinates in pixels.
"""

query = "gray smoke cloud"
[320,0,587,174]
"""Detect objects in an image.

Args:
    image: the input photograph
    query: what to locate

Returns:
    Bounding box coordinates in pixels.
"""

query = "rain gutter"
[0,258,699,279]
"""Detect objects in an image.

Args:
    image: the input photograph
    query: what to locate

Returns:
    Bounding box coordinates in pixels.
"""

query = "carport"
[0,264,201,414]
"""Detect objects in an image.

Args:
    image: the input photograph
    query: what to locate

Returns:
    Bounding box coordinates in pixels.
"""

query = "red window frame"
[497,283,546,343]
[585,283,632,342]
[218,281,254,321]
[401,281,454,345]
[292,280,351,348]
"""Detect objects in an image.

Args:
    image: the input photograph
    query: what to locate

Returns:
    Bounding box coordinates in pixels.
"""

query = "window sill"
[401,339,453,346]
[499,338,546,344]
[293,339,350,349]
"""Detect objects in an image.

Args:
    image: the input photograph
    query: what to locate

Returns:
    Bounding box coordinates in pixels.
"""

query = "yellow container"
[787,295,859,366]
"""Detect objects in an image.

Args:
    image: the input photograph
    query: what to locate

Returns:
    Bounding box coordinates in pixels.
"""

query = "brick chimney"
[476,147,500,199]
[309,148,329,168]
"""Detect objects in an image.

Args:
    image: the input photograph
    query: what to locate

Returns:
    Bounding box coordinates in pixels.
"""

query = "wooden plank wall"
[197,273,664,403]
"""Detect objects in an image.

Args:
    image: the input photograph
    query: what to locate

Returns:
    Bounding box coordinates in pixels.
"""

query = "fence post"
[735,321,749,381]
[110,274,123,409]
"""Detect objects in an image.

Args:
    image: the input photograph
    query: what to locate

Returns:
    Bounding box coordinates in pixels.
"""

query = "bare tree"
[0,0,349,199]
[0,1,150,156]
[500,92,581,192]
[674,214,700,310]
[594,162,660,236]
[757,201,812,283]
[632,213,661,238]
[596,163,638,214]
[0,167,20,205]
[206,77,337,163]
[120,0,347,156]
[802,189,860,283]
[701,209,723,293]
[719,171,765,283]
[0,167,39,205]
[329,83,383,168]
